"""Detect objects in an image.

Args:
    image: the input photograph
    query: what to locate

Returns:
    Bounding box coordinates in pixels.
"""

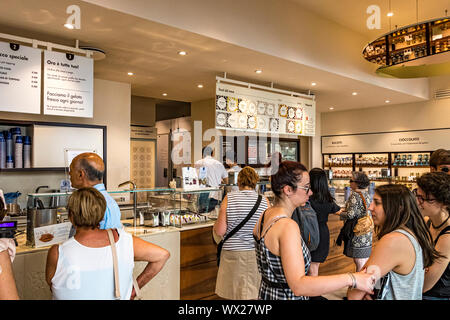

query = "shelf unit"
[362,17,450,67]
[323,151,432,183]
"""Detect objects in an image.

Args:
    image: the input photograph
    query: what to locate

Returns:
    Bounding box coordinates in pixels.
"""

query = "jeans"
[423,295,450,300]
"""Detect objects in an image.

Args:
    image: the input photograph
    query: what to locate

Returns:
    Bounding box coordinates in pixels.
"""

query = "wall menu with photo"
[215,82,315,136]
[322,128,450,154]
[0,42,41,114]
[44,50,93,117]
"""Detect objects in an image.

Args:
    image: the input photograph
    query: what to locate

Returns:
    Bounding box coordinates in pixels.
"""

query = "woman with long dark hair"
[307,168,341,276]
[348,184,442,300]
[416,172,450,300]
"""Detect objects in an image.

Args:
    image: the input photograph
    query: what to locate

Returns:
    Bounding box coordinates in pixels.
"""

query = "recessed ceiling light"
[197,84,203,88]
[255,69,262,74]
[352,92,358,96]
[329,107,334,110]
[64,23,74,30]
[127,72,134,76]
[162,93,168,96]
[178,51,187,56]
[385,100,390,103]
[311,82,317,86]
[387,12,394,17]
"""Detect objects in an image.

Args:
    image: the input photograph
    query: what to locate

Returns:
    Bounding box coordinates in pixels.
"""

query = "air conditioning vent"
[435,89,450,100]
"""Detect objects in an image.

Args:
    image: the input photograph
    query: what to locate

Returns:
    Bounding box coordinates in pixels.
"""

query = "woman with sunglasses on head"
[416,172,450,300]
[336,172,373,272]
[348,184,442,300]
[253,161,375,300]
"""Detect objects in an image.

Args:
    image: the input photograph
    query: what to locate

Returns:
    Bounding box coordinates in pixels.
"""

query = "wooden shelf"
[356,165,388,168]
[325,164,353,167]
[390,41,427,53]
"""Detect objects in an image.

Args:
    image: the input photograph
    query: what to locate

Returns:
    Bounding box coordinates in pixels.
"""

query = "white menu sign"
[0,42,41,114]
[44,50,93,117]
[322,128,450,154]
[215,82,315,136]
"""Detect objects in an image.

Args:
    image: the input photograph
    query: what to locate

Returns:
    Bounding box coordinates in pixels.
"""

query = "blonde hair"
[68,187,106,229]
[237,166,259,189]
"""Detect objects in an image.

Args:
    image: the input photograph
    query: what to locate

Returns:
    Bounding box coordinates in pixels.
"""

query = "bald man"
[69,153,122,230]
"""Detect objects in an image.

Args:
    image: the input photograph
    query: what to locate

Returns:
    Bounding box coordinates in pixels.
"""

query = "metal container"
[26,208,58,246]
[6,203,21,216]
[160,210,172,227]
[142,209,160,227]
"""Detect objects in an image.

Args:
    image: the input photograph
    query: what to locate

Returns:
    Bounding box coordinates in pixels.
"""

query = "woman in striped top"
[214,166,270,299]
[253,161,376,300]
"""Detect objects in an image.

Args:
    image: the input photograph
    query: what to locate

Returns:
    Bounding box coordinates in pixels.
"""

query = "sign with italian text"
[215,82,315,136]
[43,50,93,117]
[0,41,41,114]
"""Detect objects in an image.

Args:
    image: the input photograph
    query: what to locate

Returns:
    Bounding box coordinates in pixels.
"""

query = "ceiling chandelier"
[363,1,449,78]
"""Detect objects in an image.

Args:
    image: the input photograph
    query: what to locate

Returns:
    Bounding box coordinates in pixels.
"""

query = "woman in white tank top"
[46,187,170,300]
[348,184,443,300]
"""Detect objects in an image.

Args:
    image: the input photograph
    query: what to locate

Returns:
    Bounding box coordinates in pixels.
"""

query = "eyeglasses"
[349,179,356,183]
[413,188,437,204]
[441,167,449,173]
[296,184,311,194]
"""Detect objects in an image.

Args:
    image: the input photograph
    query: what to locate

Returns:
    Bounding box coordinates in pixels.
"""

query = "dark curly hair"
[416,172,450,212]
[270,161,308,198]
[352,171,370,189]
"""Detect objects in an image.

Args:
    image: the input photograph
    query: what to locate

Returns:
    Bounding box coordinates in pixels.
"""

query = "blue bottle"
[14,135,23,168]
[0,134,5,169]
[23,136,31,168]
[5,131,12,159]
[6,155,13,168]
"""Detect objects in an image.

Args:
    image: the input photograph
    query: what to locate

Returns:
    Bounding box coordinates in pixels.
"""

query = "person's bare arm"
[213,195,228,237]
[276,220,375,297]
[131,236,170,298]
[45,245,59,290]
[0,251,19,300]
[347,232,409,300]
[423,234,450,292]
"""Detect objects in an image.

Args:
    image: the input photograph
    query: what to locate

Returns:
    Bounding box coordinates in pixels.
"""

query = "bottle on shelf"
[0,134,5,169]
[6,155,13,168]
[5,131,12,161]
[23,136,31,168]
[14,135,23,168]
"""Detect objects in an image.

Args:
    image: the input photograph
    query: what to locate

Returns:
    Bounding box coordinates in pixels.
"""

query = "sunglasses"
[441,167,449,173]
[412,188,437,204]
[349,179,356,183]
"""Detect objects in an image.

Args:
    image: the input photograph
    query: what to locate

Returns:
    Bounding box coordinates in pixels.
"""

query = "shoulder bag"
[107,229,143,300]
[216,195,262,267]
[353,192,374,236]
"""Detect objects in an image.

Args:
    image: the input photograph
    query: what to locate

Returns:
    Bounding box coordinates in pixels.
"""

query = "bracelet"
[347,272,357,289]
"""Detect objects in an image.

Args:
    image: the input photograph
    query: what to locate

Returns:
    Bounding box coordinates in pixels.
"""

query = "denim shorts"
[423,295,450,300]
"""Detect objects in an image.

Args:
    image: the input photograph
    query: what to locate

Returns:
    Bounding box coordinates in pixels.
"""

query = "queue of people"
[1,148,449,300]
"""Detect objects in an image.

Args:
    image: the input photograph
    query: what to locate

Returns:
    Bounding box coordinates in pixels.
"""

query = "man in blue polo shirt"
[69,152,122,230]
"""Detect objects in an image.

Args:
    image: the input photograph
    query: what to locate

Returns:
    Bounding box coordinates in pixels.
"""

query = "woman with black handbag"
[253,161,376,300]
[213,166,270,299]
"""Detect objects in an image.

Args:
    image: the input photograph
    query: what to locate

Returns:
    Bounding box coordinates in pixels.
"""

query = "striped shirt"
[223,190,268,251]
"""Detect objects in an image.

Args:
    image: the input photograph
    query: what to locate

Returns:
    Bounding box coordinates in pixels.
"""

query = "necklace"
[431,214,450,229]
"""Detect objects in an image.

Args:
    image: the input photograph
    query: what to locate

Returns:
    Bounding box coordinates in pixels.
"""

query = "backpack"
[292,202,320,252]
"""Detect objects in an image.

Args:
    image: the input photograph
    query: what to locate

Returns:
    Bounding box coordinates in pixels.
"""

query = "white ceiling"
[0,0,448,113]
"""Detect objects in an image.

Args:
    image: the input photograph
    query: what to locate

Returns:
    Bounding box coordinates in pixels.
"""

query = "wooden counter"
[11,219,214,300]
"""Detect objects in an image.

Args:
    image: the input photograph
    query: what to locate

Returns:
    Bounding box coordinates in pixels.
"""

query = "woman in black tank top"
[416,172,450,300]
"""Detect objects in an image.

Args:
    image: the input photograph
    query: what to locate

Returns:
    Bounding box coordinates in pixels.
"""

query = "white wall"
[0,78,131,207]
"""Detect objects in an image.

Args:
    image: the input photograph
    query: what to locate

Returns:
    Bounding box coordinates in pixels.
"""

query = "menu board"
[0,42,41,114]
[215,82,315,136]
[44,50,93,118]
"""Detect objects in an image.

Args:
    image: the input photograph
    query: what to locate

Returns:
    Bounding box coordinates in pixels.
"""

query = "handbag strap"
[356,191,368,214]
[222,195,262,245]
[107,229,121,300]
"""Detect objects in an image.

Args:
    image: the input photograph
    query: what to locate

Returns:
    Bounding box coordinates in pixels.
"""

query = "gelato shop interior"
[0,0,449,300]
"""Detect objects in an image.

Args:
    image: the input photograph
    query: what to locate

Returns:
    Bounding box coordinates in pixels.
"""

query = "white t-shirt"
[195,156,228,200]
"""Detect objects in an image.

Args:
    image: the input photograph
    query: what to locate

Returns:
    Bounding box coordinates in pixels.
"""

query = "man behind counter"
[69,152,123,230]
